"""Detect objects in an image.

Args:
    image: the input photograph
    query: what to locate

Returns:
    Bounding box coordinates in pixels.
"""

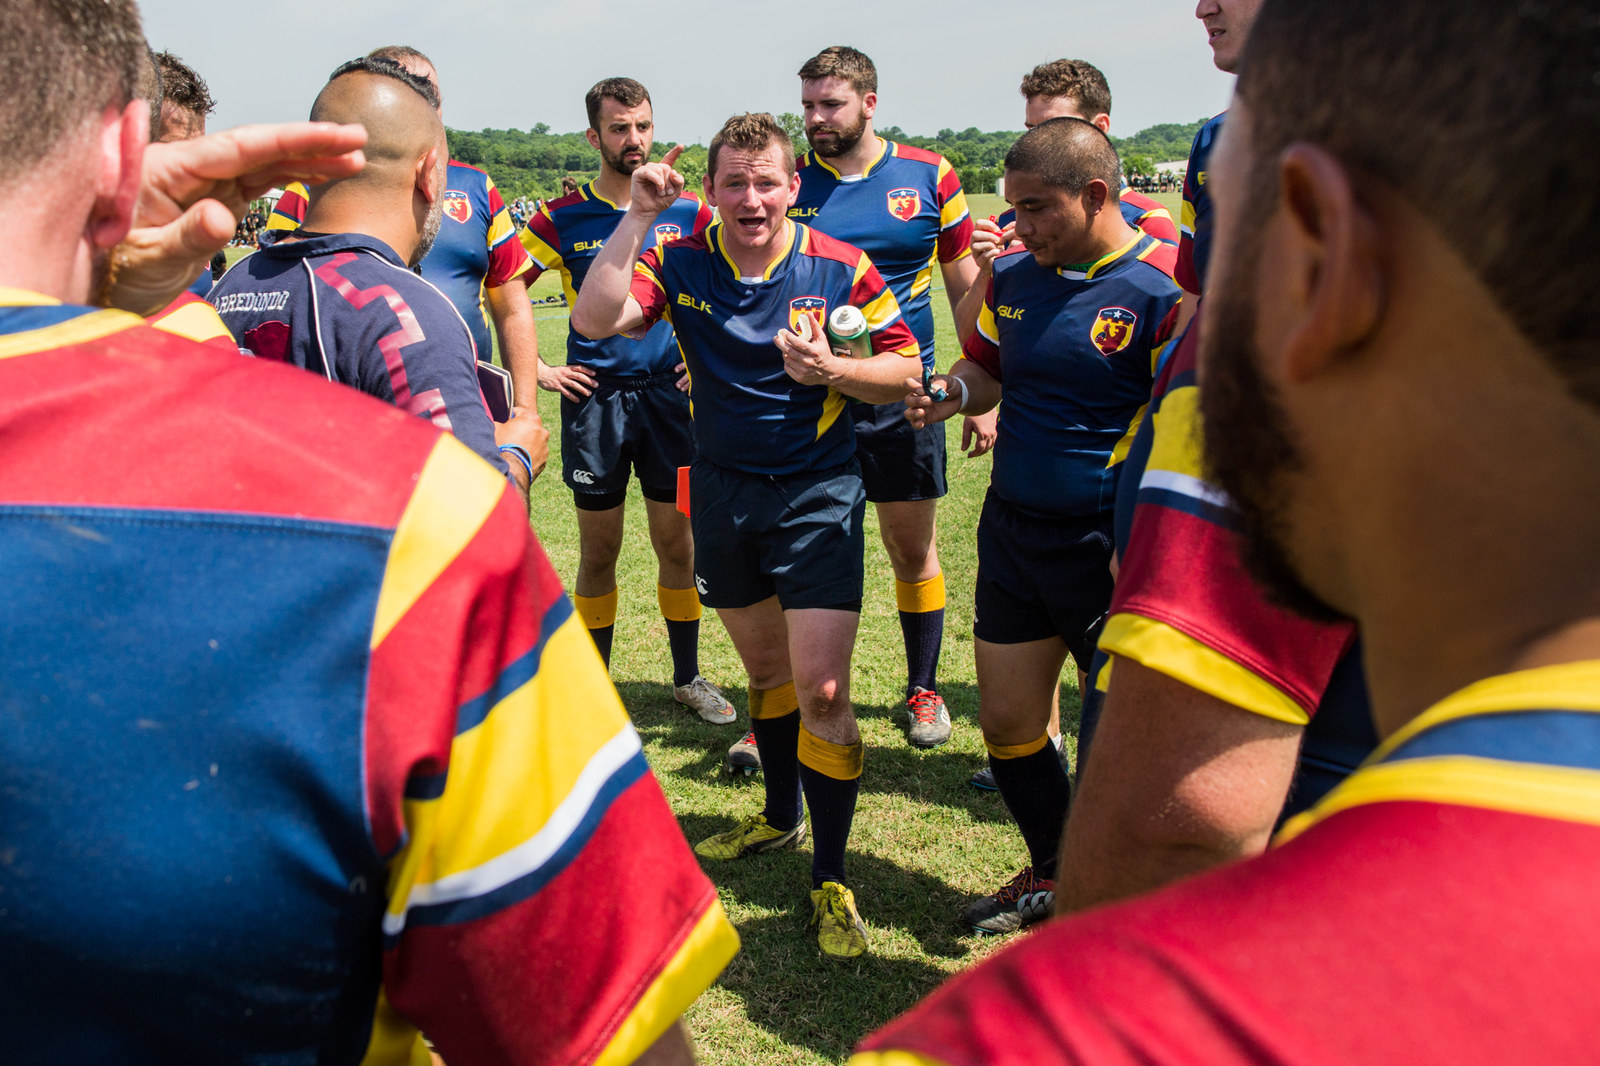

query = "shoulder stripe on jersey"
[1277,754,1600,845]
[0,303,142,358]
[454,597,573,736]
[1371,659,1600,760]
[371,435,505,648]
[1134,485,1238,530]
[1386,709,1600,772]
[1277,661,1600,844]
[382,721,647,942]
[150,299,234,346]
[1138,468,1232,509]
[1099,614,1313,725]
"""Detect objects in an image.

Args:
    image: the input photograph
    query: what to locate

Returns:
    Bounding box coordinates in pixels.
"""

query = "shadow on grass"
[678,832,986,1060]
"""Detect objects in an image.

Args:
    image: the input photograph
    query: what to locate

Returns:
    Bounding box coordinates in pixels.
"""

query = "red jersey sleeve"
[959,276,1002,380]
[628,245,671,334]
[364,435,738,1065]
[935,160,975,264]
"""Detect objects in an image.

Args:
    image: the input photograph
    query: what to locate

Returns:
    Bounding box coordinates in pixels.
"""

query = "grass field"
[514,189,1184,1063]
[227,191,1183,1062]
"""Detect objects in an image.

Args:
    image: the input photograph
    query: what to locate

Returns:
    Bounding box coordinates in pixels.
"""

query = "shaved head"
[305,69,447,266]
[311,70,442,180]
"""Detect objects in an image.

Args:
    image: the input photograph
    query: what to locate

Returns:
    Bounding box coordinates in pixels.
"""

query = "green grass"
[227,210,1180,1061]
[517,258,1080,1064]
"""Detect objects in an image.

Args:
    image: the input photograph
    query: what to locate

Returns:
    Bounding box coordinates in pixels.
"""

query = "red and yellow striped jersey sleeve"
[267,182,309,232]
[518,205,564,281]
[960,271,1004,380]
[628,244,672,334]
[363,435,738,1065]
[483,173,533,287]
[148,291,236,355]
[1099,317,1351,724]
[853,252,920,360]
[934,158,974,264]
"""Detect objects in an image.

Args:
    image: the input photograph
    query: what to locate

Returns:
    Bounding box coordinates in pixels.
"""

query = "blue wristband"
[498,443,535,483]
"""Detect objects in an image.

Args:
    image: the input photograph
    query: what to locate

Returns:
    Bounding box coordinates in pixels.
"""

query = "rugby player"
[208,56,547,493]
[152,50,213,143]
[857,2,1600,1059]
[1052,0,1376,917]
[519,78,733,722]
[955,58,1178,348]
[787,46,978,749]
[266,48,538,392]
[963,57,1185,792]
[571,112,921,959]
[3,2,738,1062]
[905,118,1179,933]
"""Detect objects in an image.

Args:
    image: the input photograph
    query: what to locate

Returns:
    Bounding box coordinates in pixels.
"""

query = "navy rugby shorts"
[689,459,866,611]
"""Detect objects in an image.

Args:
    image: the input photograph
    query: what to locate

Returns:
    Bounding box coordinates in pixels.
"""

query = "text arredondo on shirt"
[214,290,291,315]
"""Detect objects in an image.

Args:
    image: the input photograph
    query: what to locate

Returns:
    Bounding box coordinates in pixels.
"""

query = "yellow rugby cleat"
[809,881,868,959]
[694,813,805,860]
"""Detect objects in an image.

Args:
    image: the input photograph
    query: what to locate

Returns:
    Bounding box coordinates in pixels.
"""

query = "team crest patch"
[1091,307,1138,356]
[789,296,828,333]
[887,187,921,221]
[653,223,683,247]
[443,190,472,224]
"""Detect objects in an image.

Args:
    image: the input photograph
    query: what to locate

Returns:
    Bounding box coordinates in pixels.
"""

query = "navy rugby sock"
[987,735,1071,879]
[797,725,864,888]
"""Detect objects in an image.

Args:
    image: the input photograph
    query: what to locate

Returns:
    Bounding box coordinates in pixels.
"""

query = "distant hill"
[450,116,1210,203]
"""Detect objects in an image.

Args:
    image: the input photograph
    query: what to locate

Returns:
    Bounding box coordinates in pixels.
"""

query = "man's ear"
[585,127,602,153]
[860,91,877,121]
[1082,178,1110,218]
[1091,113,1111,135]
[1273,143,1384,382]
[787,168,802,208]
[415,145,441,203]
[87,99,149,252]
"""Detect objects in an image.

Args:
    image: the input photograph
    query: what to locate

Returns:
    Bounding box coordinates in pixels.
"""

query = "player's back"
[209,230,505,472]
[418,162,529,358]
[0,300,476,1060]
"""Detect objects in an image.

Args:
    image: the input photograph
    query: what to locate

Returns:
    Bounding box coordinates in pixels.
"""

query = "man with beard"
[784,46,978,752]
[1051,0,1376,918]
[572,112,922,959]
[210,56,546,491]
[854,0,1600,1060]
[518,77,733,720]
[904,118,1179,934]
[268,48,538,402]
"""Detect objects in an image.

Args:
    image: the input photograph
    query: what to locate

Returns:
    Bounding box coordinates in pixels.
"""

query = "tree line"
[448,116,1208,203]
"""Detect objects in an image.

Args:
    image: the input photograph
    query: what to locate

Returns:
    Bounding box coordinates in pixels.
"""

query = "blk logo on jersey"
[443,190,473,224]
[653,223,682,247]
[888,188,921,221]
[789,296,827,334]
[1091,307,1138,356]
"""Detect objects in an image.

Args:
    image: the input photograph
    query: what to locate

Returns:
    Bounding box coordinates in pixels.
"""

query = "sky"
[140,0,1235,149]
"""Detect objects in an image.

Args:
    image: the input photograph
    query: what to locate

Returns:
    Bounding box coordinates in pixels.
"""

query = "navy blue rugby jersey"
[208,230,505,475]
[961,231,1180,517]
[788,140,973,369]
[629,220,920,476]
[523,182,713,376]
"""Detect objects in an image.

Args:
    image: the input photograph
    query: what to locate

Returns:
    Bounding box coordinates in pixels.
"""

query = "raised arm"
[570,146,685,340]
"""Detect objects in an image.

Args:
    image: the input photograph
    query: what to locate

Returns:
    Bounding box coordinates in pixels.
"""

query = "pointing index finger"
[662,144,685,168]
